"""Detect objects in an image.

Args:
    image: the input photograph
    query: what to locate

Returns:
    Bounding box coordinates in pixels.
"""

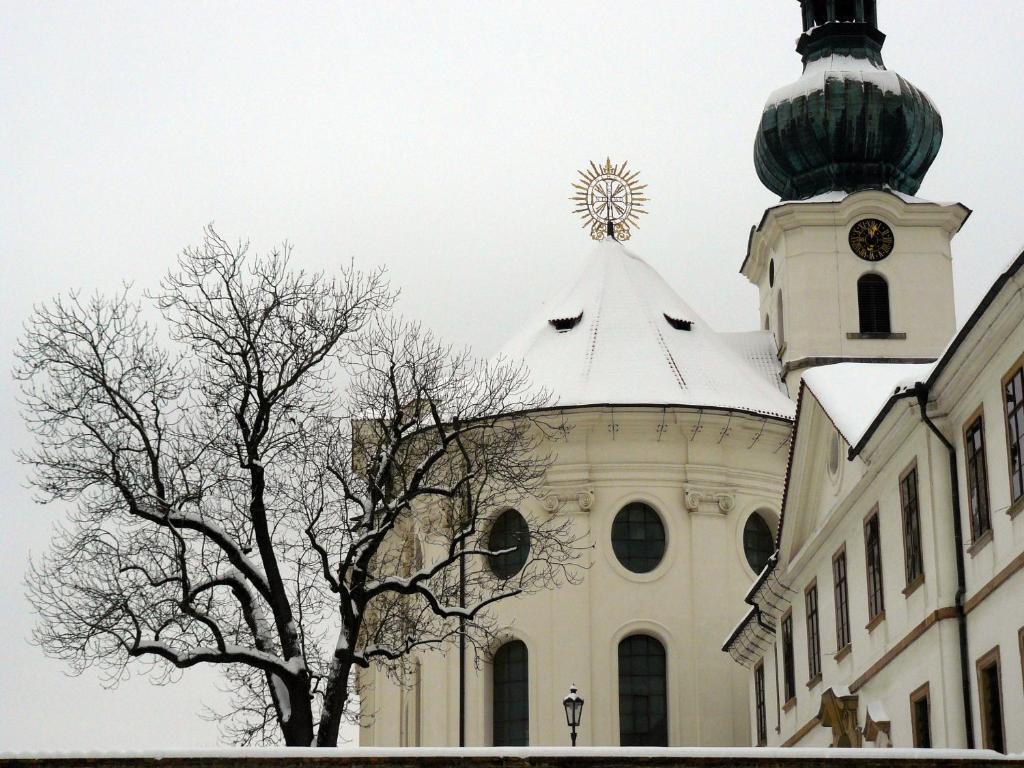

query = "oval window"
[828,431,841,477]
[611,503,666,574]
[488,510,530,578]
[743,512,774,574]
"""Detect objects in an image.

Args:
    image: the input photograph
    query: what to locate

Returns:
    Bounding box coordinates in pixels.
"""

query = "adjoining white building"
[724,249,1024,754]
[363,0,1023,752]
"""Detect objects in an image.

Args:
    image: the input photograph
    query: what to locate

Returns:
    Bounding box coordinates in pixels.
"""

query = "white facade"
[725,252,1024,754]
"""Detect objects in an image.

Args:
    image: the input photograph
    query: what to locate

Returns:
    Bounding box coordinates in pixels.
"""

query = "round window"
[743,512,774,574]
[488,509,530,578]
[611,503,666,574]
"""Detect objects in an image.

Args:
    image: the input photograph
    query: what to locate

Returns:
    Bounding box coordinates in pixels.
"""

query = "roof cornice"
[741,190,971,284]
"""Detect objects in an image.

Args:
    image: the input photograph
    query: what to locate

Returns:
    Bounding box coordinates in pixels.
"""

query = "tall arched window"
[776,292,785,348]
[858,274,891,333]
[493,640,529,746]
[743,512,775,574]
[618,634,668,746]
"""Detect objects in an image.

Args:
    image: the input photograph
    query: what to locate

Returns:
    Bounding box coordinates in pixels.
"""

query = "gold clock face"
[849,218,895,261]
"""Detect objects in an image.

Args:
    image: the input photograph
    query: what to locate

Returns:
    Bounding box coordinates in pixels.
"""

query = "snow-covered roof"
[767,54,905,107]
[496,240,795,419]
[802,363,934,447]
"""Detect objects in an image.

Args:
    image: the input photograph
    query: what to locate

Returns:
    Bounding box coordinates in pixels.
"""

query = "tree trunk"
[315,652,354,746]
[280,677,316,747]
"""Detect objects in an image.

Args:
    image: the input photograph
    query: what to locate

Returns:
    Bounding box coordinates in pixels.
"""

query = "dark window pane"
[612,504,666,574]
[900,468,924,586]
[493,641,529,746]
[754,663,767,746]
[833,551,851,650]
[806,585,821,680]
[858,275,891,334]
[488,510,530,579]
[781,614,796,702]
[1006,368,1024,504]
[864,513,885,620]
[912,694,932,748]
[618,635,668,746]
[965,417,992,540]
[980,660,1005,753]
[744,513,775,573]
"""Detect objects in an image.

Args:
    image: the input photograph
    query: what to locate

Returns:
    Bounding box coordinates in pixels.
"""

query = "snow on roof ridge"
[494,240,796,418]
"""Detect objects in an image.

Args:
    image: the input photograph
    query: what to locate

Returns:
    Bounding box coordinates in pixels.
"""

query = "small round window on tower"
[743,512,774,574]
[611,503,666,574]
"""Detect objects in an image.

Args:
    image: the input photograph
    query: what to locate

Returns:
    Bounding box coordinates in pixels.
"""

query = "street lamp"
[562,684,584,746]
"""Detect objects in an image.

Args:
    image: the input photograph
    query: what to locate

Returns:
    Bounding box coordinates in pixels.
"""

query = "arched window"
[776,292,785,348]
[488,510,530,578]
[400,658,421,746]
[743,512,775,574]
[493,640,529,746]
[618,634,668,746]
[611,503,666,573]
[858,274,891,334]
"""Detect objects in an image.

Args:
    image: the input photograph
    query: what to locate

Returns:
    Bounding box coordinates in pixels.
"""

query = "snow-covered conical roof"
[497,239,796,419]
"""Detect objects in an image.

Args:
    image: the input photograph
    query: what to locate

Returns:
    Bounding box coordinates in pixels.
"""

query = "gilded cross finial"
[571,158,648,241]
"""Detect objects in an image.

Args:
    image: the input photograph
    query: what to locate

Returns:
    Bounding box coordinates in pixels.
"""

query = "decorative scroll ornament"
[540,487,595,515]
[571,158,648,241]
[683,486,736,515]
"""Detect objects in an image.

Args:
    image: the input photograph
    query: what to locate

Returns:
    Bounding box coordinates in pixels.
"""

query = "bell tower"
[743,0,970,395]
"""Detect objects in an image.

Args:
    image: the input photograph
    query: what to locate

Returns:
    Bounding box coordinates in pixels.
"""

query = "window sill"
[845,332,907,340]
[834,644,852,663]
[902,575,925,597]
[968,529,994,557]
[865,611,886,633]
[1008,497,1024,520]
[806,673,822,689]
[782,696,797,713]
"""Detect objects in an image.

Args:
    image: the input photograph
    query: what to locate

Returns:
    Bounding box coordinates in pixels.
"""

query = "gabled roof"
[496,240,796,419]
[802,363,932,449]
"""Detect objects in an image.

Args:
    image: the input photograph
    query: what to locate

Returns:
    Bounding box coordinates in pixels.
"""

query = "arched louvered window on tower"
[858,274,891,334]
[492,640,529,746]
[618,634,668,746]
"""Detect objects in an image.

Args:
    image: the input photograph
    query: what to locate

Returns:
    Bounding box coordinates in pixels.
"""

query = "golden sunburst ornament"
[571,158,648,241]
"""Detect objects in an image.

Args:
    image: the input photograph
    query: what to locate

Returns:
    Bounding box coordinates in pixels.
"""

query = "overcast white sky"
[2,0,1024,752]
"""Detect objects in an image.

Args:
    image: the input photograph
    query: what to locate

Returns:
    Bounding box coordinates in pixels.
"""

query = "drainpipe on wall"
[914,383,975,749]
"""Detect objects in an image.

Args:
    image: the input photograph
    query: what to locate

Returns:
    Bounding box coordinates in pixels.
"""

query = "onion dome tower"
[742,1,969,395]
[754,0,943,200]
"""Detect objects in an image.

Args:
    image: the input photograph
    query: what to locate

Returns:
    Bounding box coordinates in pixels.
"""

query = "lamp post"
[562,684,584,747]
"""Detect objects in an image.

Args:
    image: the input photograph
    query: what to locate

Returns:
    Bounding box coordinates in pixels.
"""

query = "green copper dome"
[754,0,943,200]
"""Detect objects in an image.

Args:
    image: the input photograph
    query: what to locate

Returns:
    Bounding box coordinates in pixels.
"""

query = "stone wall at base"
[0,753,1015,768]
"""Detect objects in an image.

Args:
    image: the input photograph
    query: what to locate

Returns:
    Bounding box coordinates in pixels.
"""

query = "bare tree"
[16,227,582,747]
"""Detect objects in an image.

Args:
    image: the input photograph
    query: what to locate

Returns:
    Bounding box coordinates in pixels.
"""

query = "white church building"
[360,0,1023,753]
